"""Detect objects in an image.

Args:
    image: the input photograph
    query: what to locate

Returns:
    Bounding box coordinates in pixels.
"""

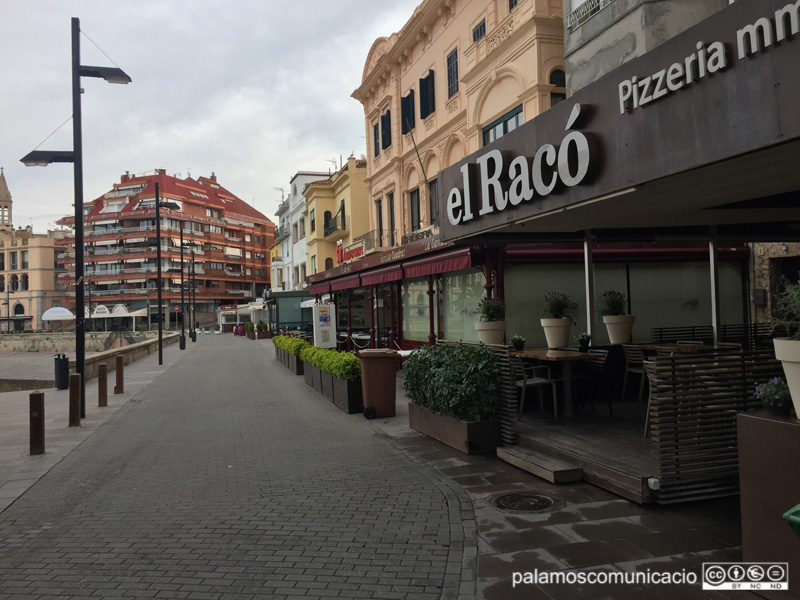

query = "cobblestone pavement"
[0,335,471,599]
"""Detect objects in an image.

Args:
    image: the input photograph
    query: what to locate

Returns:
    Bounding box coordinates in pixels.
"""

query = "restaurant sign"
[446,104,593,227]
[336,239,365,264]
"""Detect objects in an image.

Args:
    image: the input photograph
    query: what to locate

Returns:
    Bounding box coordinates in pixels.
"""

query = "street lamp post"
[191,248,197,342]
[20,17,130,417]
[154,189,180,364]
[180,223,185,350]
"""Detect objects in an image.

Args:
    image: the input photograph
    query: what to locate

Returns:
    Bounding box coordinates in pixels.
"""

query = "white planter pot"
[475,321,506,345]
[603,314,636,344]
[540,318,572,349]
[774,337,800,418]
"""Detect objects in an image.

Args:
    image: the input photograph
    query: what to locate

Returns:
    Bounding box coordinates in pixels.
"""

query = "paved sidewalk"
[0,337,756,599]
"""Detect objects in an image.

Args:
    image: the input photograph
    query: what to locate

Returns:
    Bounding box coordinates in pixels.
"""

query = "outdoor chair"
[573,349,612,414]
[512,357,558,419]
[622,344,648,403]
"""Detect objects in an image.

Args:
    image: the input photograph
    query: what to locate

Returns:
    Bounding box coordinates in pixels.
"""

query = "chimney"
[210,172,217,183]
[120,171,129,183]
[157,168,167,175]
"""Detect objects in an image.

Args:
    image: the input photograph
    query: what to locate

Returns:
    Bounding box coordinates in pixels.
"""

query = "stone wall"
[750,242,800,323]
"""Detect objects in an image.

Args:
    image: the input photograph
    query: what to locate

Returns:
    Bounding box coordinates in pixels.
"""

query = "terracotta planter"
[320,370,334,401]
[603,314,636,344]
[408,403,501,454]
[774,338,800,417]
[540,318,572,349]
[475,321,506,345]
[333,377,363,414]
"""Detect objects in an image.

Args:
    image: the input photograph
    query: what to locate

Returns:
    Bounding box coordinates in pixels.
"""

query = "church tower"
[0,167,12,231]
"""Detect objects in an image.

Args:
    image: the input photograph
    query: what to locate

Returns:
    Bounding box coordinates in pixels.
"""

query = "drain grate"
[490,491,564,513]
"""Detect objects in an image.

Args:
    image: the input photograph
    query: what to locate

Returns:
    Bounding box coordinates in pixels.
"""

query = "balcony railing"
[360,229,398,252]
[324,214,350,239]
[567,0,616,31]
[274,224,290,242]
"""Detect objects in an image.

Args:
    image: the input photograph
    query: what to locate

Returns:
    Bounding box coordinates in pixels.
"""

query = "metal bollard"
[69,374,81,427]
[98,363,108,407]
[114,354,124,394]
[30,391,45,455]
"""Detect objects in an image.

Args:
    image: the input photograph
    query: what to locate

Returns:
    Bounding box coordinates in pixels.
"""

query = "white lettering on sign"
[446,104,592,227]
[619,2,799,115]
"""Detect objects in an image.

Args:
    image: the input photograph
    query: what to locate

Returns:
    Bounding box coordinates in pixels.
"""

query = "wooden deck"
[510,401,658,503]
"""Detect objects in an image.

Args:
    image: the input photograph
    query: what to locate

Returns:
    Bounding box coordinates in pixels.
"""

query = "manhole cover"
[490,491,564,513]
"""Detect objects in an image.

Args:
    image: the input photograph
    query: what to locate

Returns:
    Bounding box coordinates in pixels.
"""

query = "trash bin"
[54,354,69,390]
[357,349,400,419]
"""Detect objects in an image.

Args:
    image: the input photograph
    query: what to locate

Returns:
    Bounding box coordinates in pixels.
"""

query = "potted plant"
[272,335,308,375]
[540,292,578,349]
[474,297,506,345]
[772,279,800,417]
[245,321,256,340]
[755,377,793,417]
[509,334,525,351]
[597,290,635,344]
[576,332,591,353]
[256,320,270,339]
[404,343,501,454]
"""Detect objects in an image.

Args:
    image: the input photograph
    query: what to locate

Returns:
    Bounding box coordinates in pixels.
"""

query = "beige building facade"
[304,157,369,274]
[352,0,564,249]
[0,169,66,331]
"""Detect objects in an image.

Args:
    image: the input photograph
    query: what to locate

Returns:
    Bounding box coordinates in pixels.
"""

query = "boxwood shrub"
[403,343,499,422]
[297,344,361,381]
[273,335,310,356]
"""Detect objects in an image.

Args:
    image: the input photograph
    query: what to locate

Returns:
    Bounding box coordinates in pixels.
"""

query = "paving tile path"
[0,335,471,599]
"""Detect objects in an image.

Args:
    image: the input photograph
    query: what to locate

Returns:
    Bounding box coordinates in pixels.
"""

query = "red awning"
[360,264,403,287]
[402,247,474,279]
[329,274,361,291]
[308,281,330,295]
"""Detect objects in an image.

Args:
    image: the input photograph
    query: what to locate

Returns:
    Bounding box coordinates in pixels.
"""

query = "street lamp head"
[79,65,132,85]
[20,150,75,167]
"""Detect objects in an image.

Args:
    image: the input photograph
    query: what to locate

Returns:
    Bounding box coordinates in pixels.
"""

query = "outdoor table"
[509,349,595,417]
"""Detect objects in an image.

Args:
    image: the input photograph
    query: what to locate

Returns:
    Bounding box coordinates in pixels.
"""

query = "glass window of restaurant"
[504,261,745,347]
[402,277,433,343]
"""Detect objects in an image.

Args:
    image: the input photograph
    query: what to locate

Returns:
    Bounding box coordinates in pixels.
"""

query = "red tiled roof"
[70,172,273,226]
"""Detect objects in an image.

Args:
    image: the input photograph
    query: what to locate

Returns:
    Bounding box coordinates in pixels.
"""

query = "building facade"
[56,170,274,326]
[0,169,66,332]
[305,156,369,275]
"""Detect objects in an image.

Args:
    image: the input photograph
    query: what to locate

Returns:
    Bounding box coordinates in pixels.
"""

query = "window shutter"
[373,123,380,156]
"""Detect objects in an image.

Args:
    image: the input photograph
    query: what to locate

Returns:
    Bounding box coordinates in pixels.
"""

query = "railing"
[324,214,350,238]
[650,323,778,351]
[361,229,397,252]
[401,224,436,246]
[566,0,617,31]
[274,225,290,242]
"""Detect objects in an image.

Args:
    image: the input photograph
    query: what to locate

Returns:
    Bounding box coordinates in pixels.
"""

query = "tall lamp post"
[154,187,179,364]
[20,17,130,417]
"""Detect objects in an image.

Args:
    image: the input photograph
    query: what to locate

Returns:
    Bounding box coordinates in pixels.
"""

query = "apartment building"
[55,170,274,326]
[0,168,66,331]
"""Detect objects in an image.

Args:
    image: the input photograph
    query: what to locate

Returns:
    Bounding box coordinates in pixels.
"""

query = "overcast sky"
[1,1,422,232]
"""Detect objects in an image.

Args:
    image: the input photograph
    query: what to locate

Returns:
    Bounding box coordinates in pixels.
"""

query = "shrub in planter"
[596,290,635,344]
[404,343,499,422]
[772,278,800,416]
[540,292,578,349]
[272,335,309,375]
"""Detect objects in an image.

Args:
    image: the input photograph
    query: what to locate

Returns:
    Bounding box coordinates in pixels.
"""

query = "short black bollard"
[114,354,124,394]
[98,363,108,407]
[69,374,81,427]
[30,391,45,455]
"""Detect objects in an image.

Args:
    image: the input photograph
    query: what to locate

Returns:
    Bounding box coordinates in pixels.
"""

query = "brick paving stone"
[0,336,467,599]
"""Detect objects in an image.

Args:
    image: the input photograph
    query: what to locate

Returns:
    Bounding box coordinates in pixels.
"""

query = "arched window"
[325,257,334,270]
[13,303,25,316]
[550,69,566,107]
[10,275,19,292]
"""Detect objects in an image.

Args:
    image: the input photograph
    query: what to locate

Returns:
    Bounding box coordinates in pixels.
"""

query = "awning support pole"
[584,230,595,343]
[709,228,721,345]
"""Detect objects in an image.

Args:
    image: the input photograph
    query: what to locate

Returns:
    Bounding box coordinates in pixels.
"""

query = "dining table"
[509,348,596,417]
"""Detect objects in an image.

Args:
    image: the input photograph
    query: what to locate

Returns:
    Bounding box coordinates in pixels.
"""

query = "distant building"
[0,167,67,331]
[55,170,274,328]
[305,156,369,275]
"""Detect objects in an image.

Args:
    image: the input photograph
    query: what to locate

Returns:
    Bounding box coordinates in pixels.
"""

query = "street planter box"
[303,361,314,387]
[320,370,334,401]
[257,331,270,339]
[408,402,501,455]
[287,353,304,376]
[332,377,363,414]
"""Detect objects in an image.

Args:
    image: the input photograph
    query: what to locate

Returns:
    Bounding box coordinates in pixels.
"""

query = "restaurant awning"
[42,306,75,321]
[308,281,330,295]
[402,247,474,279]
[360,264,403,287]
[329,275,361,291]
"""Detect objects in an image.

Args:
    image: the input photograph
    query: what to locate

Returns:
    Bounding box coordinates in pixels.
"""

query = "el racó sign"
[439,0,799,240]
